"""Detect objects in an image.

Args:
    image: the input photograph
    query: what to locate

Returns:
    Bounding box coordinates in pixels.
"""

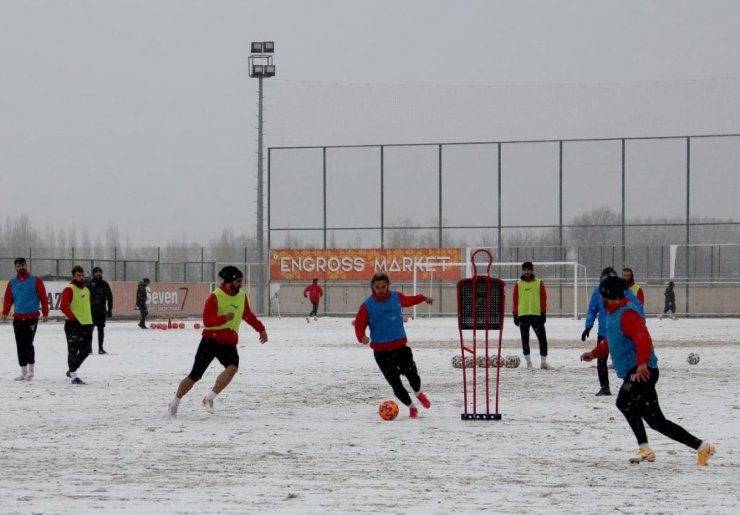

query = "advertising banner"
[270,248,463,281]
[40,281,212,318]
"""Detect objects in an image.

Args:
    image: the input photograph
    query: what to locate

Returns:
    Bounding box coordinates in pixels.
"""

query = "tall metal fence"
[267,134,740,280]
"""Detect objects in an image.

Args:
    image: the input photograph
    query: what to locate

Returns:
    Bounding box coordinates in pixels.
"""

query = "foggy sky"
[1,0,739,246]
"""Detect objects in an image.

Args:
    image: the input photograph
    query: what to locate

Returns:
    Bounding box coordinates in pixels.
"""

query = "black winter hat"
[522,261,534,270]
[601,267,617,278]
[599,276,627,300]
[92,266,102,273]
[143,278,150,284]
[218,266,244,283]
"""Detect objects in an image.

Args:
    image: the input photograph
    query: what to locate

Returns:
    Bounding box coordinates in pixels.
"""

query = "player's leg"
[201,345,241,413]
[616,372,656,462]
[531,317,550,368]
[397,346,431,409]
[519,317,532,367]
[596,337,611,395]
[638,369,703,450]
[374,350,413,408]
[169,338,216,416]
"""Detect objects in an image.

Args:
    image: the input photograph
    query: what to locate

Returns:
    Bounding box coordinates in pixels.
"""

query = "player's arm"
[36,277,49,319]
[355,304,370,344]
[581,338,609,362]
[622,310,652,366]
[2,282,13,319]
[398,292,432,307]
[60,287,75,320]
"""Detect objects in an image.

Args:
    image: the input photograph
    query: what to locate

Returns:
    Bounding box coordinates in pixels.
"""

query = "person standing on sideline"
[622,267,644,307]
[60,266,94,385]
[512,261,550,369]
[580,275,715,466]
[354,272,433,419]
[87,266,113,354]
[167,266,267,418]
[582,267,646,396]
[136,277,150,329]
[2,257,49,381]
[303,277,323,322]
[659,281,676,320]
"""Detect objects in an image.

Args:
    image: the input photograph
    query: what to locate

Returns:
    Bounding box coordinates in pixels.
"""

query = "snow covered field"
[2,316,739,514]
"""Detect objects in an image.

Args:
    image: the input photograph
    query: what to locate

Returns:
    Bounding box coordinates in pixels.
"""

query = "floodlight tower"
[249,41,275,313]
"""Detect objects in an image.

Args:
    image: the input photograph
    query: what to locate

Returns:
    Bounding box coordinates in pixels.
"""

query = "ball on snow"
[687,352,700,365]
[504,355,521,368]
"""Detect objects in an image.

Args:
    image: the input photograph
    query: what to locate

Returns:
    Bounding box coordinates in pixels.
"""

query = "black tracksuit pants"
[13,318,39,367]
[518,315,548,356]
[65,321,93,373]
[616,367,702,449]
[373,346,421,406]
[596,336,609,389]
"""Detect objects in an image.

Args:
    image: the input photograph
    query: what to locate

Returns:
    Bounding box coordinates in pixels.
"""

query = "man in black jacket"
[136,278,150,329]
[87,266,113,353]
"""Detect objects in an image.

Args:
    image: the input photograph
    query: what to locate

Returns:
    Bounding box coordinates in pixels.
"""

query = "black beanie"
[218,266,244,283]
[601,267,617,278]
[599,276,627,300]
[522,261,533,270]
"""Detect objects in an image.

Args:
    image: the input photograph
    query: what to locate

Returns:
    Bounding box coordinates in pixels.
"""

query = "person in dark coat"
[136,278,150,329]
[87,266,113,353]
[659,281,676,320]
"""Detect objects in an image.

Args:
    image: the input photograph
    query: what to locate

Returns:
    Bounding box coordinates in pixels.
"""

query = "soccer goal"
[412,260,588,319]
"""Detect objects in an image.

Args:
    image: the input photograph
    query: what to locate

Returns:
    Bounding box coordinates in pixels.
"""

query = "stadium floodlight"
[248,41,276,314]
[251,64,265,77]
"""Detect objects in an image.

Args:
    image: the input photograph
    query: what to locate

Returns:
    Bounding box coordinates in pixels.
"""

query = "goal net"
[412,261,588,319]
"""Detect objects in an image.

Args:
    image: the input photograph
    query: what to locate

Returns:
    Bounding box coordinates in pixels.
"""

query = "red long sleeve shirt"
[201,284,265,345]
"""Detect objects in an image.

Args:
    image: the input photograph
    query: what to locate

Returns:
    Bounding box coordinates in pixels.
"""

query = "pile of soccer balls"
[687,352,700,365]
[451,355,520,368]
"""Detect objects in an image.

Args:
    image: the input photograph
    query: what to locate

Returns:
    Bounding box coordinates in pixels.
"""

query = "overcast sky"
[1,0,739,246]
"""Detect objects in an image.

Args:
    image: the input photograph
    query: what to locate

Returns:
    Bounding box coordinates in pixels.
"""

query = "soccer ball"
[687,352,700,365]
[378,400,399,421]
[451,355,476,368]
[504,355,521,368]
[477,355,500,368]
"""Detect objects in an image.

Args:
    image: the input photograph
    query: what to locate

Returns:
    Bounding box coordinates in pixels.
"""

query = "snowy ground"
[2,316,739,514]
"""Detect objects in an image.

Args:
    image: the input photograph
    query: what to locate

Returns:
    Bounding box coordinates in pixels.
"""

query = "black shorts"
[187,337,240,381]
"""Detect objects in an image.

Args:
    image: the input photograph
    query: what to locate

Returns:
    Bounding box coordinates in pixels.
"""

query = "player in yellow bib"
[167,266,268,417]
[60,265,94,385]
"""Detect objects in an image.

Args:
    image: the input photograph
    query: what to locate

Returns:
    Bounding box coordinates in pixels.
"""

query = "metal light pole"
[249,41,275,314]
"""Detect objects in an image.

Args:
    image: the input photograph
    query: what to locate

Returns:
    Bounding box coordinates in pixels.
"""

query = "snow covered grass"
[2,316,739,514]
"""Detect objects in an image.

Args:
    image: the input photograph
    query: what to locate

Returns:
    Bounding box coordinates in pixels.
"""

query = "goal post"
[412,261,588,320]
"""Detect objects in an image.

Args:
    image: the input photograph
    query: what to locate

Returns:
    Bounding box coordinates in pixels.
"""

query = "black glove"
[513,315,519,327]
[540,312,546,324]
[581,327,591,341]
[107,310,112,318]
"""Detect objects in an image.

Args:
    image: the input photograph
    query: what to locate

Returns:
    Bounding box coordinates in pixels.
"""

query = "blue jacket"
[584,286,645,338]
[604,303,658,378]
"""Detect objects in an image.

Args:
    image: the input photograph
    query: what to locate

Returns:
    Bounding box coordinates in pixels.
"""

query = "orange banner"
[270,248,463,281]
